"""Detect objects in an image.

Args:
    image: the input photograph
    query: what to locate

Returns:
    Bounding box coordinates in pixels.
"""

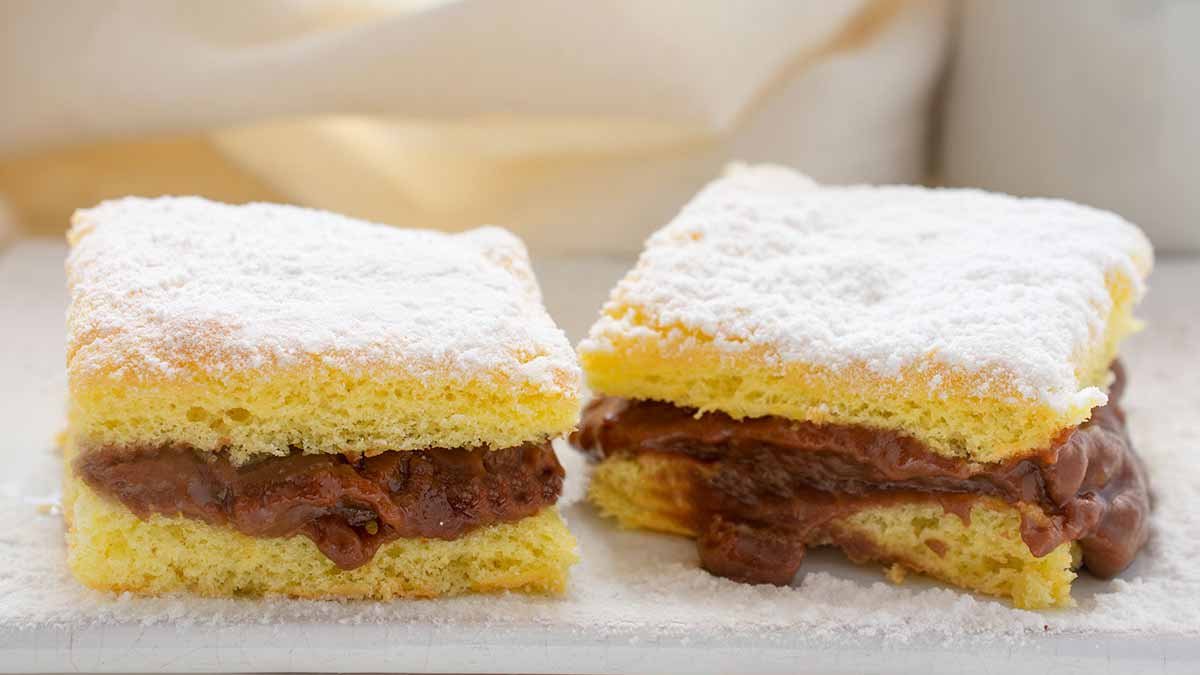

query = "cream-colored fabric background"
[0,0,950,253]
[1,0,1195,253]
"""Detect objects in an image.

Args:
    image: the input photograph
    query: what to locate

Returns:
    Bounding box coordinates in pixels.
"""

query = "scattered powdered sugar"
[3,242,1198,664]
[581,164,1155,411]
[66,197,579,390]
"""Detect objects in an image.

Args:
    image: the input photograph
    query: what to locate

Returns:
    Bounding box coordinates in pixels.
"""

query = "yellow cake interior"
[588,454,1078,609]
[65,197,582,464]
[581,272,1138,463]
[65,468,577,599]
[62,197,583,599]
[68,360,580,464]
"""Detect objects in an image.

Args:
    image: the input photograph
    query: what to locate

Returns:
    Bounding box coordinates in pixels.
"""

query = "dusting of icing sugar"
[2,241,1199,659]
[581,164,1154,410]
[66,197,579,391]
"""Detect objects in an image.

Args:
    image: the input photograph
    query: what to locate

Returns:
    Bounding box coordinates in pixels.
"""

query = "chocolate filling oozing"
[574,365,1150,585]
[76,441,564,570]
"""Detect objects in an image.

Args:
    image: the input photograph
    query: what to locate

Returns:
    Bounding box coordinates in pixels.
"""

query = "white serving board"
[2,239,1199,674]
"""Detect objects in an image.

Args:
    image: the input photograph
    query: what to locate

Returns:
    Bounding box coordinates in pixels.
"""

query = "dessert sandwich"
[574,165,1154,609]
[64,197,581,598]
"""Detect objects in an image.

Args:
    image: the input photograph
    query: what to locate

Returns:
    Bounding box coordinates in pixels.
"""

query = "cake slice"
[64,197,581,598]
[574,165,1153,609]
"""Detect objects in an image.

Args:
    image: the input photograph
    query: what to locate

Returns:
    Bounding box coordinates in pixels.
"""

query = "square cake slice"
[575,165,1153,608]
[65,197,580,598]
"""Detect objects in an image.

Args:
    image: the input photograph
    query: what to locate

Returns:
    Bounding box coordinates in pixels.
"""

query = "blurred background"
[0,0,1196,265]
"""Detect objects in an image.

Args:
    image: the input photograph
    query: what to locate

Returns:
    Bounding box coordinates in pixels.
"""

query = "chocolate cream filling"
[76,441,564,570]
[573,364,1150,585]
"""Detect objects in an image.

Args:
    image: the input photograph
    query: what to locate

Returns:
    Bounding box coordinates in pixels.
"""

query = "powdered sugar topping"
[66,197,579,390]
[582,165,1154,409]
[2,240,1199,668]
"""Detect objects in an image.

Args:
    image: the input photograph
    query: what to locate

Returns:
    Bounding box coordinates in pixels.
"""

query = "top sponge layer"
[68,197,580,462]
[579,165,1153,461]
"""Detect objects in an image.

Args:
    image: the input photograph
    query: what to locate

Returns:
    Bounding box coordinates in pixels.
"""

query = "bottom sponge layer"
[66,473,578,599]
[589,454,1079,609]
